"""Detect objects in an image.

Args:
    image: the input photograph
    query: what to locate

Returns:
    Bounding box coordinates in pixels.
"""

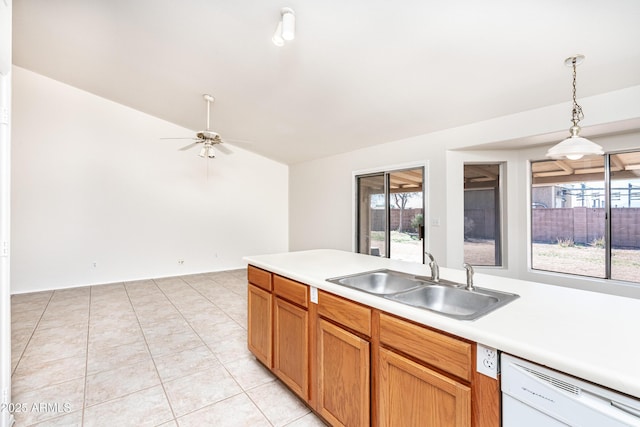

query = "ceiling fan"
[162,94,232,158]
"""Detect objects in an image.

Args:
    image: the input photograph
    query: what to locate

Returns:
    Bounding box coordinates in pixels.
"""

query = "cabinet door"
[274,297,308,400]
[318,319,370,427]
[248,284,272,367]
[378,347,471,427]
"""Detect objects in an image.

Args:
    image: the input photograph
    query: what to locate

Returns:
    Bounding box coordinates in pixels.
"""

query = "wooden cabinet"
[248,283,272,367]
[317,290,371,336]
[378,313,477,427]
[248,265,272,291]
[247,266,273,367]
[317,318,370,427]
[379,312,472,381]
[316,290,371,427]
[246,271,311,401]
[378,347,470,427]
[273,283,309,400]
[247,266,499,427]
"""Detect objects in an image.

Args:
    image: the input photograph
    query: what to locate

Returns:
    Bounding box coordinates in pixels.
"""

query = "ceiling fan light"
[207,146,216,158]
[272,21,285,46]
[281,8,295,41]
[198,146,207,158]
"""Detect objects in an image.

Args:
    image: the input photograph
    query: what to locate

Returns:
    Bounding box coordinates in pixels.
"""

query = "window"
[609,152,640,282]
[356,167,425,262]
[530,151,640,284]
[464,164,503,266]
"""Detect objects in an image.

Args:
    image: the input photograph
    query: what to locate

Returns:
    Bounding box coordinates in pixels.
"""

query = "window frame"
[529,150,640,285]
[463,162,506,268]
[353,163,427,263]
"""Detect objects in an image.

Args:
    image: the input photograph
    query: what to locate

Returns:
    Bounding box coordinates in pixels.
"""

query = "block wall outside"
[464,209,496,240]
[532,207,639,248]
[371,207,639,248]
[371,208,423,233]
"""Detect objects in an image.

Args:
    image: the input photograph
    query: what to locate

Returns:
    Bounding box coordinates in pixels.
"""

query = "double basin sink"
[327,269,519,321]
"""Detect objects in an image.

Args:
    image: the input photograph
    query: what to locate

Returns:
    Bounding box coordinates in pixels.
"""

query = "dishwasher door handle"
[611,400,640,419]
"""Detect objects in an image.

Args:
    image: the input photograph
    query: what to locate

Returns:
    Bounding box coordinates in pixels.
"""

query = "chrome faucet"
[463,263,475,291]
[425,252,439,282]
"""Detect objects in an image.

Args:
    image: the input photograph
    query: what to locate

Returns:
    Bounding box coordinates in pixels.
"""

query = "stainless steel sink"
[386,285,519,321]
[326,269,425,295]
[327,269,519,321]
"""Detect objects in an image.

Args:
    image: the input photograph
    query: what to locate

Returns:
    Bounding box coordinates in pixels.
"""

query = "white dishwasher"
[501,353,640,427]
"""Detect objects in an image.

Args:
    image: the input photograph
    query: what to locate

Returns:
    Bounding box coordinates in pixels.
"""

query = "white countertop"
[244,249,640,399]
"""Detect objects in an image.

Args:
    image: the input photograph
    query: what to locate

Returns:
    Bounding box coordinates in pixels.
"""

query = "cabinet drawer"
[318,290,371,337]
[274,275,308,308]
[248,265,272,291]
[379,313,472,382]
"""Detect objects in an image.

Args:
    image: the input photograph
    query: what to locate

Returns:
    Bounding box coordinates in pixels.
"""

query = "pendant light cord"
[571,58,584,127]
[545,54,603,159]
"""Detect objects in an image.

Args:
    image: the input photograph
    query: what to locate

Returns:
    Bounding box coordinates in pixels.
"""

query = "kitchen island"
[244,249,640,400]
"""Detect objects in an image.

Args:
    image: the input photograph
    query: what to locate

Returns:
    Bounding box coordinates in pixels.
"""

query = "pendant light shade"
[546,126,604,160]
[546,55,603,161]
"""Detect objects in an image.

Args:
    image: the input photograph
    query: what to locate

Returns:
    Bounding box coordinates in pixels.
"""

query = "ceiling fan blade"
[160,137,198,140]
[223,137,254,149]
[179,142,200,151]
[216,143,233,155]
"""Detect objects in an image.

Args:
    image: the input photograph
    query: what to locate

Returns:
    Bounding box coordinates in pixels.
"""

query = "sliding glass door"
[356,167,425,262]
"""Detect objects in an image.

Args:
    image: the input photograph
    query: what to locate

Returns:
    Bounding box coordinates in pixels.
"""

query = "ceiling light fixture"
[272,21,284,47]
[272,7,295,46]
[198,144,215,159]
[546,55,603,161]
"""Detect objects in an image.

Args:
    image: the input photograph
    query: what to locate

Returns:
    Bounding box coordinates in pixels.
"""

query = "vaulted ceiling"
[12,0,640,164]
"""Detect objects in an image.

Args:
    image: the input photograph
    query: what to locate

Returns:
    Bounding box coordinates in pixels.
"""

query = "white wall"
[0,1,12,425]
[290,85,640,298]
[289,133,449,263]
[11,67,289,294]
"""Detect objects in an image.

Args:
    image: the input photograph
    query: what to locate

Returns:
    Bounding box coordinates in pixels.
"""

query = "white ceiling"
[12,0,640,164]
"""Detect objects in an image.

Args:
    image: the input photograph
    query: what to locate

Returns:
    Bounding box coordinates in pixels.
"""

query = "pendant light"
[546,55,603,160]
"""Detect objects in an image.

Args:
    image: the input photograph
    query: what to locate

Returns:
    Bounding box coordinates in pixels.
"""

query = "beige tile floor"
[10,269,327,427]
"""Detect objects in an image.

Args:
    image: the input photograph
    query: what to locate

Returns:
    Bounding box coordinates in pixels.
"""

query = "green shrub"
[411,214,423,230]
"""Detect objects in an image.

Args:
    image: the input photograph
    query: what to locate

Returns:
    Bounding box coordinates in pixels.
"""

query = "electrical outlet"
[477,343,498,378]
